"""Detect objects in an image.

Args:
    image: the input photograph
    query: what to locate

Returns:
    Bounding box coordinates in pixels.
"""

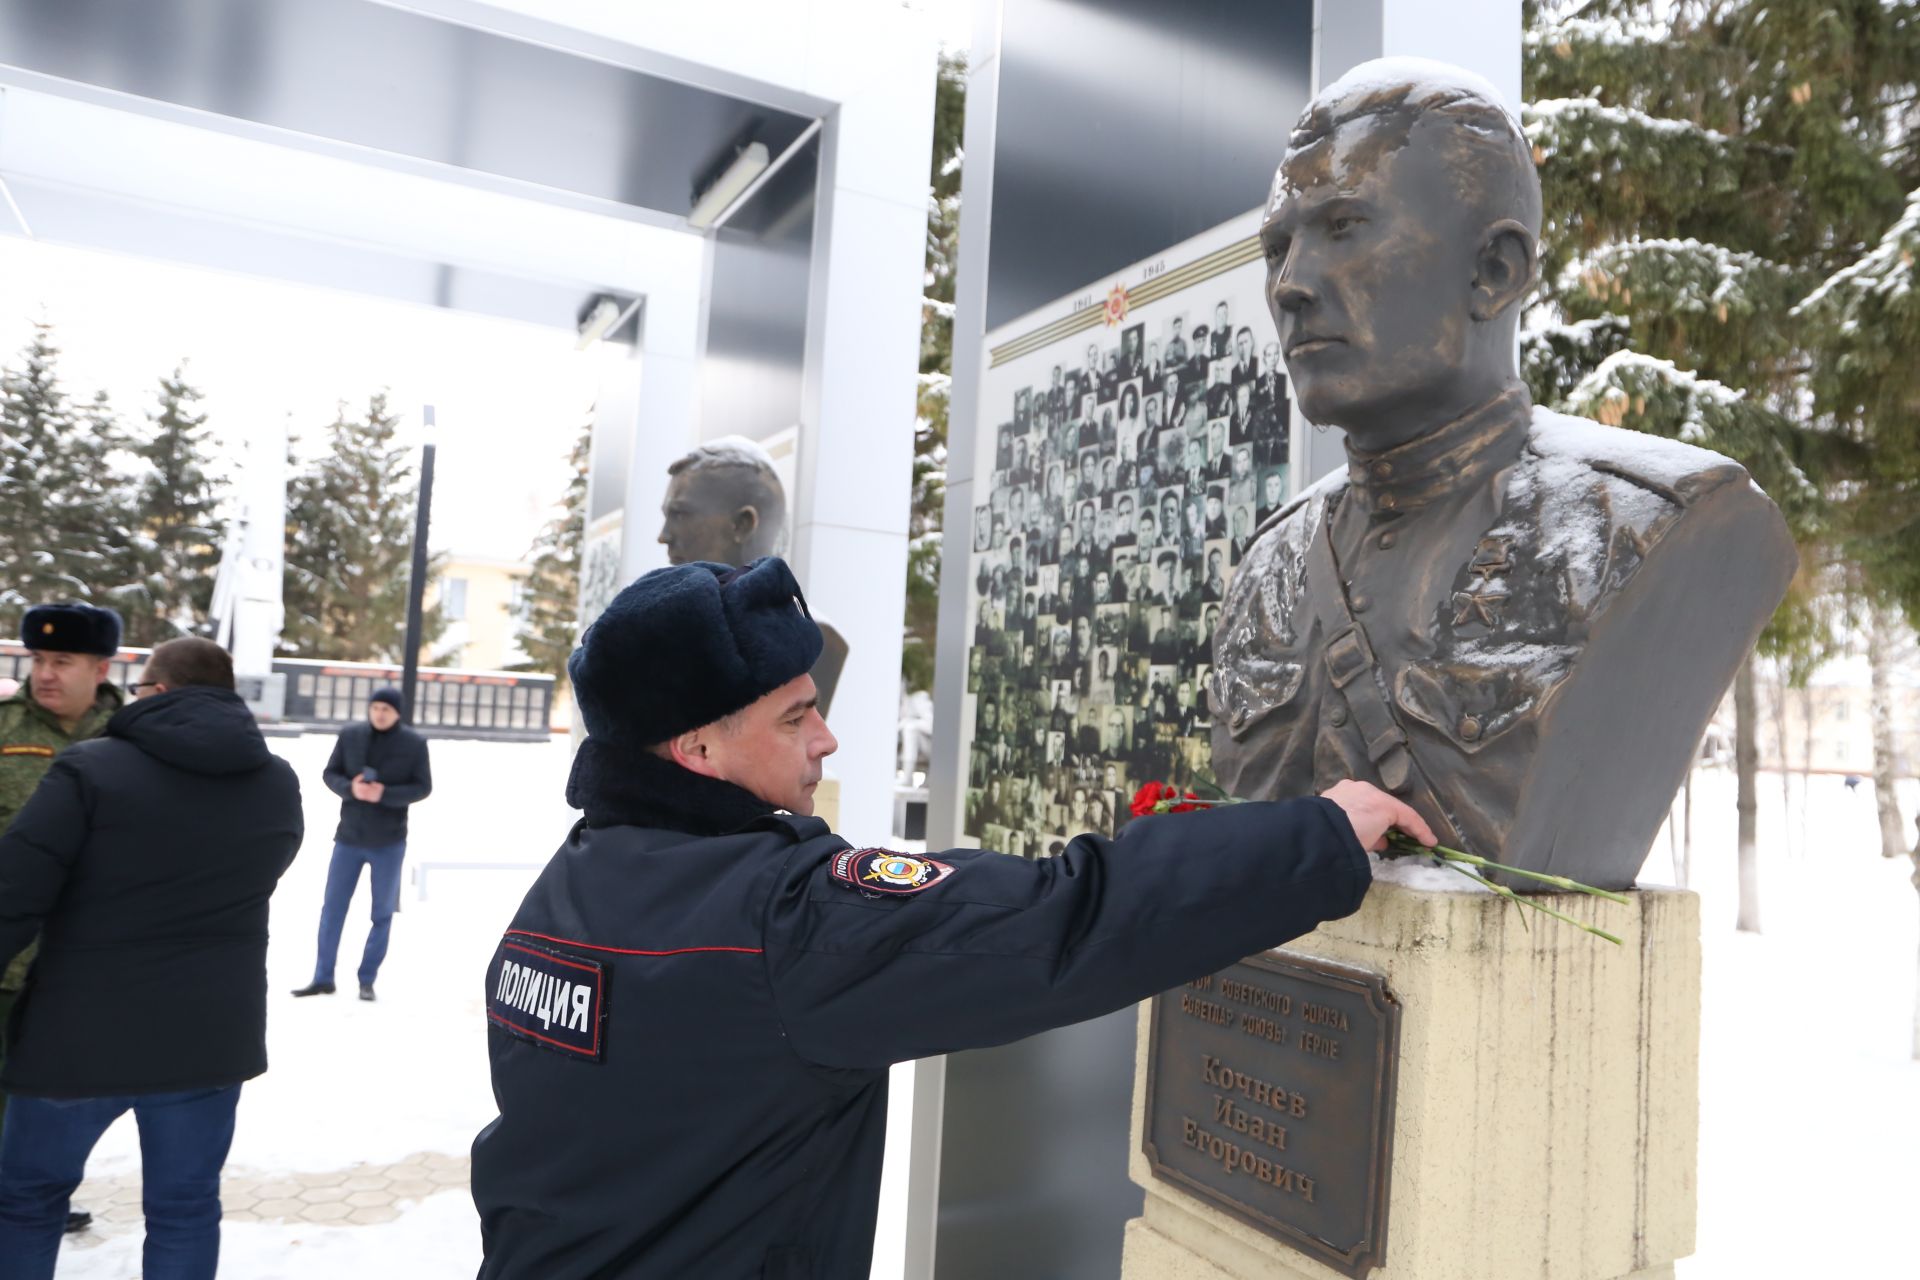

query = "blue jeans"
[313,840,407,987]
[0,1085,240,1280]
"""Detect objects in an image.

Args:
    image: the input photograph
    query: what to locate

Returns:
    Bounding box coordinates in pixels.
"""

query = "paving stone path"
[62,1150,469,1238]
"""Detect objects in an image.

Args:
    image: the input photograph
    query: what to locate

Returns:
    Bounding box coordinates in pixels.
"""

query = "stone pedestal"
[1122,884,1699,1280]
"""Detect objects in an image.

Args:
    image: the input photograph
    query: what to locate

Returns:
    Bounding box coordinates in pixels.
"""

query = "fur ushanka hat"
[21,603,122,657]
[569,557,823,747]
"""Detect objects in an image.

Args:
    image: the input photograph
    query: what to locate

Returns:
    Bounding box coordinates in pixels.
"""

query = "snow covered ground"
[1657,768,1920,1279]
[47,735,1920,1277]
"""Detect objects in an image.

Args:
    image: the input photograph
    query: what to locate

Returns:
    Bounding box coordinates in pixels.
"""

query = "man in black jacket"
[293,686,432,1002]
[470,558,1432,1280]
[0,637,302,1280]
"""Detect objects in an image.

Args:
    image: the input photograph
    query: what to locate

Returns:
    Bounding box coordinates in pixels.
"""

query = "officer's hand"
[1319,780,1437,853]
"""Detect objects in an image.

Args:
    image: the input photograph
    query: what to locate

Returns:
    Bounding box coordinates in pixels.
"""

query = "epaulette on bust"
[1250,408,1751,544]
[1527,408,1750,508]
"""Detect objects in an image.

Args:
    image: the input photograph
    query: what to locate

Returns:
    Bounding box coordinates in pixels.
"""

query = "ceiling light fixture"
[575,294,642,351]
[686,141,770,230]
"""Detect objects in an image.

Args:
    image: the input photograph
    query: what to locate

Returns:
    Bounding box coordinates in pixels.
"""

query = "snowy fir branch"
[1569,239,1801,321]
[1794,187,1920,317]
[1526,96,1738,151]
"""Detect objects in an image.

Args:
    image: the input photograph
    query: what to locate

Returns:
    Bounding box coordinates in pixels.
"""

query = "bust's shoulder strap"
[1527,406,1749,507]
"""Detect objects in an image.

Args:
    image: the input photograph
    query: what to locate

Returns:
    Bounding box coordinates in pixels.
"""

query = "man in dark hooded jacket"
[0,637,302,1280]
[293,686,432,1002]
[470,557,1432,1280]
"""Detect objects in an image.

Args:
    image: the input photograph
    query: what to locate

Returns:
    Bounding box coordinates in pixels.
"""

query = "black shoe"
[359,984,376,1002]
[291,982,336,997]
[64,1210,91,1234]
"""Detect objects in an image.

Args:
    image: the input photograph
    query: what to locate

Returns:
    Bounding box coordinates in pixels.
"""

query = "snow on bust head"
[1317,56,1517,128]
[1271,55,1539,238]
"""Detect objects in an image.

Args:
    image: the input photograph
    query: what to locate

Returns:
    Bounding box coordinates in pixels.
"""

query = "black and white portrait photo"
[962,244,1289,856]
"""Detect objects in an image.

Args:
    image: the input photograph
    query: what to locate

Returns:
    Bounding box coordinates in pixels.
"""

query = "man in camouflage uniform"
[0,603,123,1235]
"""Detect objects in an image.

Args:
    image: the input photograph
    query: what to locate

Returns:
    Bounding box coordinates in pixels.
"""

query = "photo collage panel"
[965,291,1291,857]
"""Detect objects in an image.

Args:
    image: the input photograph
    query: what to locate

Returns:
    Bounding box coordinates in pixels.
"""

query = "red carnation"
[1129,781,1171,817]
[1130,781,1206,817]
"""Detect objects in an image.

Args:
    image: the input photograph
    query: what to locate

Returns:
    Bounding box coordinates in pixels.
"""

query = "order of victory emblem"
[1103,282,1129,327]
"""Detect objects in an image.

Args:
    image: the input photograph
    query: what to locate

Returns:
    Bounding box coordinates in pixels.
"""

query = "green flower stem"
[1384,832,1632,906]
[1513,896,1624,947]
[1440,854,1623,946]
[1150,799,1624,944]
[1444,860,1530,933]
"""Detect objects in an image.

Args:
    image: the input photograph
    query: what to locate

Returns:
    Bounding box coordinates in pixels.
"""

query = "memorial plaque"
[1143,950,1399,1277]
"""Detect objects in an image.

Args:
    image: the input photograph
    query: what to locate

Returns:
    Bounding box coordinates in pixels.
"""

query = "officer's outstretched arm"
[761,797,1367,1072]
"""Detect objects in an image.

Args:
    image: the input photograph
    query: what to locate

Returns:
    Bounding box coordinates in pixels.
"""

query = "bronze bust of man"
[1210,59,1796,890]
[658,438,848,712]
[659,438,789,566]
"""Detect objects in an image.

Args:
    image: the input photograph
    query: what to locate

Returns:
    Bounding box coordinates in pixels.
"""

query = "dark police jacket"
[0,686,303,1096]
[323,719,433,847]
[470,749,1367,1279]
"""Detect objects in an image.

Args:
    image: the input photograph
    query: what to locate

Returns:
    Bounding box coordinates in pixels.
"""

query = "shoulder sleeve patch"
[828,848,958,897]
[486,937,608,1061]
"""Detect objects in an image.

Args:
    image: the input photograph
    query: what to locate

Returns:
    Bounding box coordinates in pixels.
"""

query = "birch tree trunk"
[1799,683,1813,858]
[1912,845,1920,1061]
[1668,792,1681,882]
[1680,763,1693,890]
[1911,841,1920,1061]
[1867,603,1907,861]
[1735,656,1762,933]
[1770,661,1793,857]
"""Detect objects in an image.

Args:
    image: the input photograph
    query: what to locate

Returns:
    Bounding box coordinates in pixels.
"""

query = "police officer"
[470,558,1430,1279]
[0,603,124,1236]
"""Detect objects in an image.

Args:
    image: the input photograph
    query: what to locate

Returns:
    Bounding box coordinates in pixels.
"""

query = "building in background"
[425,553,531,674]
[1755,655,1920,776]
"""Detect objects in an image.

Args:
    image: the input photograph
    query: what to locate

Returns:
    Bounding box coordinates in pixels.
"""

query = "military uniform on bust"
[1211,385,1794,889]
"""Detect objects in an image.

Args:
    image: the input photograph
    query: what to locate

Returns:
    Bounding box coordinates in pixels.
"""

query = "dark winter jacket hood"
[0,685,302,1098]
[108,686,271,776]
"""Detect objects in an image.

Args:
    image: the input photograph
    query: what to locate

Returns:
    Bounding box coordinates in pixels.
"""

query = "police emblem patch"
[485,938,608,1061]
[829,848,957,896]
